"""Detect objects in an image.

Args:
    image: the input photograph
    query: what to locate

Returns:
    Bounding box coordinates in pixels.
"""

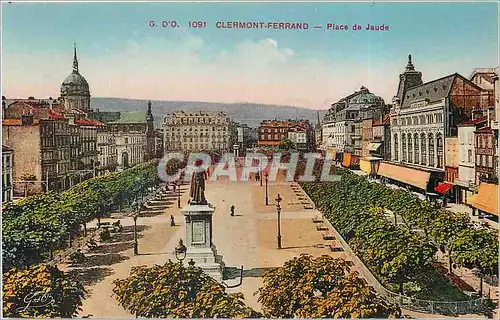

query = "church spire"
[73,43,79,73]
[406,54,415,71]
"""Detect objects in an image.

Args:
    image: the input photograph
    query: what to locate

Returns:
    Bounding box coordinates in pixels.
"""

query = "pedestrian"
[170,215,175,226]
[230,205,235,216]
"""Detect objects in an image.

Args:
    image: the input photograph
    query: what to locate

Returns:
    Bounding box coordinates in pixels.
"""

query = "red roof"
[462,117,487,125]
[49,110,64,120]
[75,119,104,126]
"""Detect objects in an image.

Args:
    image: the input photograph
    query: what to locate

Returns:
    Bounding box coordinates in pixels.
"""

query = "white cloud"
[2,35,418,109]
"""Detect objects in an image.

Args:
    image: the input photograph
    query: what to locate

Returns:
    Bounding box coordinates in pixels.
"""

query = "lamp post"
[260,157,263,186]
[265,172,269,205]
[177,181,181,208]
[174,239,187,262]
[275,193,282,249]
[133,213,139,255]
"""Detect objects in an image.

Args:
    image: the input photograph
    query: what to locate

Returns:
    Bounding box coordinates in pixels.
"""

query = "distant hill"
[91,98,327,128]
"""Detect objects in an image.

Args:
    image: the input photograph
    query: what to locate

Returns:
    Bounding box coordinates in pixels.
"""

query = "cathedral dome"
[61,72,89,95]
[349,87,384,105]
[60,45,90,96]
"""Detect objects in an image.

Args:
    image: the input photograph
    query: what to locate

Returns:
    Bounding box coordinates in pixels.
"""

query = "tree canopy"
[3,264,86,318]
[112,260,259,318]
[256,253,401,318]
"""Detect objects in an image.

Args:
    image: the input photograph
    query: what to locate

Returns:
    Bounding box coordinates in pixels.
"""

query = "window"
[437,133,443,168]
[125,138,128,144]
[402,133,407,162]
[488,136,493,148]
[476,154,480,164]
[408,135,413,163]
[468,150,472,163]
[414,134,420,164]
[428,133,435,167]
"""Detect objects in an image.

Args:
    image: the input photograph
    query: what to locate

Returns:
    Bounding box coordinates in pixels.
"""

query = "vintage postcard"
[1,0,499,319]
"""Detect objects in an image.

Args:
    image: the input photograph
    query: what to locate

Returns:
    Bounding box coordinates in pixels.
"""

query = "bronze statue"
[189,169,208,205]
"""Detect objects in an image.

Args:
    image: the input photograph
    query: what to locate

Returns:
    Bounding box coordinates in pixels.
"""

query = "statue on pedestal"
[190,170,208,205]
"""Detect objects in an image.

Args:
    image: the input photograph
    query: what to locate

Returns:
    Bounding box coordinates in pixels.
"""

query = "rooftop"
[109,111,146,124]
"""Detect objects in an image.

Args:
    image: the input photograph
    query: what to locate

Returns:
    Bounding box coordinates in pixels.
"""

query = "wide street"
[72,169,350,317]
[64,166,493,319]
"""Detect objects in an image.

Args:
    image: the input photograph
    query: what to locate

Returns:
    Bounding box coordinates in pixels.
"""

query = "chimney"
[21,114,34,126]
[48,97,53,110]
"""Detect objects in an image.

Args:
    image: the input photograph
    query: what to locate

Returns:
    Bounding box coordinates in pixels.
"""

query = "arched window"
[468,149,473,163]
[408,134,413,163]
[394,133,399,161]
[402,133,407,162]
[428,133,435,167]
[421,133,426,165]
[414,133,420,164]
[437,133,444,168]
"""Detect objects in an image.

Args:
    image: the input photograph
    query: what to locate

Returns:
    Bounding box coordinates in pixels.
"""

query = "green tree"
[112,261,259,318]
[279,138,295,150]
[256,254,400,318]
[3,264,86,318]
[451,228,499,295]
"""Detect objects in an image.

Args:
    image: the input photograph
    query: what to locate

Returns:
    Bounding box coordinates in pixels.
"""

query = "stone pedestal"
[181,203,224,282]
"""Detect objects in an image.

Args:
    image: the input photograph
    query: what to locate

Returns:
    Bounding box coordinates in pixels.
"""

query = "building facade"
[2,116,77,195]
[2,145,14,203]
[97,127,118,174]
[322,86,387,166]
[258,120,313,150]
[108,112,150,170]
[163,111,231,152]
[455,118,487,203]
[474,126,497,184]
[390,56,493,172]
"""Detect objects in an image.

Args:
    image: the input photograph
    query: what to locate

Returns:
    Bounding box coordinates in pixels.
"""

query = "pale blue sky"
[2,2,498,109]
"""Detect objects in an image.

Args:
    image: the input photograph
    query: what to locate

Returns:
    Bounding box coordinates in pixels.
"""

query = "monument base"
[185,246,224,282]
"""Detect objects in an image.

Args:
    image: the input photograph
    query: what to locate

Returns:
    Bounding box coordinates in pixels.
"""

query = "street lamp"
[275,193,282,249]
[260,157,263,186]
[265,172,269,205]
[177,181,181,208]
[174,239,187,262]
[133,213,139,255]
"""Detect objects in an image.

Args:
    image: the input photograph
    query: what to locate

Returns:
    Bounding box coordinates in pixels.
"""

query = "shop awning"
[342,153,352,168]
[466,194,477,206]
[360,159,371,173]
[377,162,431,190]
[367,142,382,152]
[435,182,454,195]
[472,183,498,216]
[351,155,360,166]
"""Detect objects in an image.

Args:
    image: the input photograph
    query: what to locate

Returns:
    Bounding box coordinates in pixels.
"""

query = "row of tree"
[300,168,498,300]
[3,254,401,318]
[2,160,161,271]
